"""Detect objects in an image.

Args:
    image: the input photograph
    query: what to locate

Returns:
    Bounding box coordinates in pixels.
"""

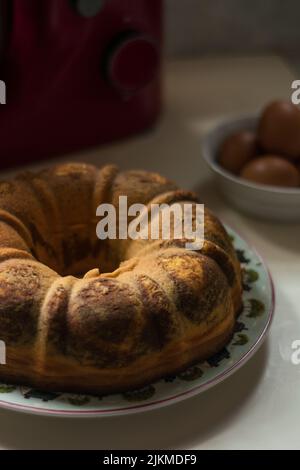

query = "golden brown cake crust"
[0,163,242,394]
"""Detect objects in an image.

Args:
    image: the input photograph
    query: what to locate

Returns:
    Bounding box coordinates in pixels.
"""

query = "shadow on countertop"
[194,177,300,254]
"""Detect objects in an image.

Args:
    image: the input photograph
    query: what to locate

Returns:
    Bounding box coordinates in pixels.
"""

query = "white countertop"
[0,56,299,450]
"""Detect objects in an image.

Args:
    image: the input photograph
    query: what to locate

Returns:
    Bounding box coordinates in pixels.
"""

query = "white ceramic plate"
[0,227,274,417]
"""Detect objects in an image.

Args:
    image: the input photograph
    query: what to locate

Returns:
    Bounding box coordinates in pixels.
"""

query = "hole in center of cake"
[32,229,121,278]
[61,237,121,278]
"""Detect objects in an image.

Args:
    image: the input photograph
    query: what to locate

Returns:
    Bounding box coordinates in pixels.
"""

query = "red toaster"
[0,0,163,169]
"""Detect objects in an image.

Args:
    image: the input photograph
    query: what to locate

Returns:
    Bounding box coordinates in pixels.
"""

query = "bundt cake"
[0,163,242,394]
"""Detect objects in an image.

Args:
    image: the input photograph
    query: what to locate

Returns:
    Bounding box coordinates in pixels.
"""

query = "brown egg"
[240,155,300,187]
[258,101,300,160]
[218,131,257,174]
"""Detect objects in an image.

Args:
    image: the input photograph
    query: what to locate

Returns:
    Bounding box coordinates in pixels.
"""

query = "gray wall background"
[165,0,300,57]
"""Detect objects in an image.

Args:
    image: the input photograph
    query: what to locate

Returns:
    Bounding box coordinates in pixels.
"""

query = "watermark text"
[96,197,205,250]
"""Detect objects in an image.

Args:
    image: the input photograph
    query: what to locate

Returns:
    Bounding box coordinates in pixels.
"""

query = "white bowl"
[202,115,300,222]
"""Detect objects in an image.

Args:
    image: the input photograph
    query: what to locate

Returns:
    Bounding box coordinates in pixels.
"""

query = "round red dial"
[107,34,159,93]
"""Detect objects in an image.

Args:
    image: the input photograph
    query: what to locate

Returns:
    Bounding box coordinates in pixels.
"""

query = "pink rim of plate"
[0,233,275,418]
